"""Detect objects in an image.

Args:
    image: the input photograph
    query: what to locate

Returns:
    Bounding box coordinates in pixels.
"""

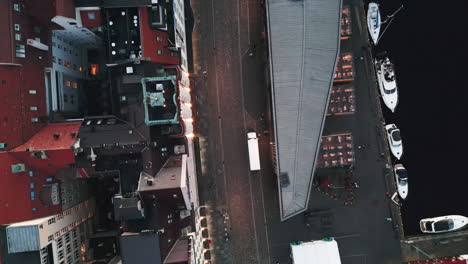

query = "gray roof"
[6,225,40,253]
[112,195,144,221]
[266,0,342,221]
[119,232,162,264]
[138,155,184,192]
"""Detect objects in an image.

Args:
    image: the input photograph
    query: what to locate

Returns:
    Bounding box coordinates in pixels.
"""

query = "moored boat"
[367,2,381,45]
[385,124,403,159]
[420,215,468,234]
[393,164,408,200]
[375,57,399,112]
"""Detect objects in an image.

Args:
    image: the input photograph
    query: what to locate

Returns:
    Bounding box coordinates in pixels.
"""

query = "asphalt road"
[190,0,271,263]
[190,0,403,263]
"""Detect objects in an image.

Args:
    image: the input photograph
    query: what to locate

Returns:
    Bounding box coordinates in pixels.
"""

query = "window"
[13,3,20,11]
[58,250,64,260]
[15,44,25,58]
[15,33,21,41]
[48,235,53,242]
[65,80,71,87]
[14,24,20,31]
[48,217,56,225]
[87,12,96,19]
[29,171,34,177]
[29,182,35,189]
[58,58,62,65]
[28,90,37,94]
[157,49,164,55]
[156,36,163,42]
[72,82,78,89]
[46,177,53,182]
[52,56,56,63]
[31,117,39,122]
[30,191,36,200]
[30,106,38,111]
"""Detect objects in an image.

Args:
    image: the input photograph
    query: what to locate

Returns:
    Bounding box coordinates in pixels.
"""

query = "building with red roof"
[0,0,101,152]
[0,0,55,151]
[139,6,180,66]
[0,122,82,225]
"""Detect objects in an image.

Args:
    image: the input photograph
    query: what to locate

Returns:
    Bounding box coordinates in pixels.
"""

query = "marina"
[365,0,468,261]
[374,0,468,239]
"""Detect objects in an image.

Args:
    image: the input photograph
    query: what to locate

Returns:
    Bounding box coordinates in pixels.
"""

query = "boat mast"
[382,5,404,25]
[377,4,404,43]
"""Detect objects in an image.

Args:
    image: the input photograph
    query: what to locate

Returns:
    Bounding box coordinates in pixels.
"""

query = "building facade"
[2,199,95,264]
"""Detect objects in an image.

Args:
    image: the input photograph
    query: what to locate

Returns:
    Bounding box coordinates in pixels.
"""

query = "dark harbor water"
[376,0,468,235]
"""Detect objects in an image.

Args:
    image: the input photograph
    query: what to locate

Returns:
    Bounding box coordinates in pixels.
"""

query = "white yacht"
[367,2,381,45]
[376,57,399,112]
[420,215,468,234]
[393,164,408,200]
[385,124,403,159]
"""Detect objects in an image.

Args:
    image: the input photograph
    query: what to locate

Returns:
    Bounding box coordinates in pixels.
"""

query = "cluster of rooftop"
[0,0,206,264]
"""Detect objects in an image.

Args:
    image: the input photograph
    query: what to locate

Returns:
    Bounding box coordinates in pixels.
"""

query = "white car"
[393,164,408,200]
[385,124,403,159]
[420,215,468,234]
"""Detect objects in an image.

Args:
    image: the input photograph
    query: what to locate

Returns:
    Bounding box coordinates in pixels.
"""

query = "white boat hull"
[393,164,408,200]
[367,3,381,45]
[375,59,399,112]
[420,215,468,234]
[385,124,403,160]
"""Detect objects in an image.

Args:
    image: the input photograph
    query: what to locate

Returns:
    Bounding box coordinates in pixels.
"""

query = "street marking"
[341,253,368,258]
[334,233,362,239]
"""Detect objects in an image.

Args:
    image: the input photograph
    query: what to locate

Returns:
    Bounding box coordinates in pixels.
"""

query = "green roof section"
[141,76,179,126]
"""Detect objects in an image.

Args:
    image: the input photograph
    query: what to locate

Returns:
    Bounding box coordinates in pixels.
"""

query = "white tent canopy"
[291,240,341,264]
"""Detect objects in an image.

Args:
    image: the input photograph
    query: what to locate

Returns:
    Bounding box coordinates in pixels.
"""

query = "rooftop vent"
[147,178,154,186]
[32,150,48,160]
